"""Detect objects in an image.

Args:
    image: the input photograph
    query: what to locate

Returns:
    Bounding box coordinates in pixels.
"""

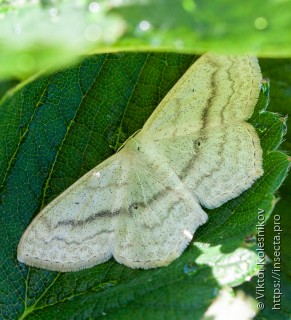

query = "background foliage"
[0,1,290,319]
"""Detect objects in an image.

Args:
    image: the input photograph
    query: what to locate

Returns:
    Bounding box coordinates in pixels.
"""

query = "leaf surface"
[0,53,289,319]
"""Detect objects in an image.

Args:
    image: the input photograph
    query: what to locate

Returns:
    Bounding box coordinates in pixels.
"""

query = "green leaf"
[0,78,19,99]
[0,53,289,319]
[260,58,291,277]
[1,0,291,79]
[240,264,291,320]
[236,58,291,320]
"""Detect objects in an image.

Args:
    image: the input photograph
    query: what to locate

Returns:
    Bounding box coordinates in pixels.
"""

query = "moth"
[17,53,263,271]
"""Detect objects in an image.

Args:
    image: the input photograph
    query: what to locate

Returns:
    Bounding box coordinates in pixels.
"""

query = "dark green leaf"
[236,58,291,320]
[0,53,289,319]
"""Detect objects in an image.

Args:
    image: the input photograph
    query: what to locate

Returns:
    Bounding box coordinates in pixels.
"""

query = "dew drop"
[47,295,57,304]
[183,262,198,275]
[254,17,268,30]
[212,287,219,297]
[182,0,196,12]
[84,24,102,42]
[89,1,101,13]
[139,20,151,31]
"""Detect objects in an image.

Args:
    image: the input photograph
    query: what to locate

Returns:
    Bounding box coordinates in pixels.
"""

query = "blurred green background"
[0,1,290,319]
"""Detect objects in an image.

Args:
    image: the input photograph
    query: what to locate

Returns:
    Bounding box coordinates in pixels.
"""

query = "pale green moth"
[18,53,263,271]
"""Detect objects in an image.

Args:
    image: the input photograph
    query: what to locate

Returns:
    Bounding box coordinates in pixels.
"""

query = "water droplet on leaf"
[183,262,198,275]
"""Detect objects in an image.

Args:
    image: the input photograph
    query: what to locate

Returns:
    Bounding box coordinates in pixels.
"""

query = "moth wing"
[138,53,263,209]
[18,144,208,271]
[152,123,263,209]
[112,146,207,268]
[17,153,127,272]
[141,53,262,140]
